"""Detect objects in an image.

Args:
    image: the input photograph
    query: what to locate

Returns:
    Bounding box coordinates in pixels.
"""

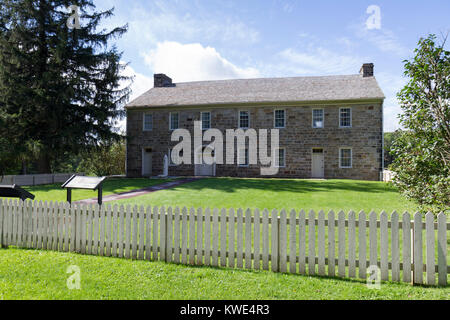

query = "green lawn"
[19,178,173,203]
[0,248,448,300]
[112,178,420,214]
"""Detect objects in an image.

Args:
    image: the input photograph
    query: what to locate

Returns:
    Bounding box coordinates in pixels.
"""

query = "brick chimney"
[360,63,374,77]
[154,74,174,87]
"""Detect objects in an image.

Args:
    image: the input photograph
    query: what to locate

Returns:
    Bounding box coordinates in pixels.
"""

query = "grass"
[0,248,448,300]
[18,178,174,203]
[112,178,420,214]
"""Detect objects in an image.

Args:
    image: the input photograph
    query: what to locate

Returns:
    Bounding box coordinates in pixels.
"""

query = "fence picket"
[69,203,76,252]
[105,205,112,257]
[166,207,173,263]
[402,213,412,283]
[271,209,279,272]
[391,211,400,282]
[112,205,118,257]
[139,206,146,260]
[437,213,447,286]
[152,206,159,261]
[212,209,219,267]
[380,211,388,281]
[328,210,335,277]
[181,207,188,264]
[17,200,23,248]
[131,206,138,260]
[220,208,227,268]
[413,212,423,284]
[63,202,70,252]
[369,211,377,269]
[308,210,315,275]
[317,210,325,276]
[229,209,236,268]
[348,211,356,278]
[118,205,125,258]
[160,207,166,262]
[279,209,287,273]
[245,209,253,270]
[262,209,269,271]
[298,210,306,275]
[204,208,211,266]
[189,208,196,265]
[79,204,86,254]
[289,209,297,274]
[173,207,180,263]
[237,209,244,269]
[125,205,132,259]
[197,208,203,265]
[0,199,3,248]
[42,201,49,250]
[338,211,346,278]
[425,212,435,286]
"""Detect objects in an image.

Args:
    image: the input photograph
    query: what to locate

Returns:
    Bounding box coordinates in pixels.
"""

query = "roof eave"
[125,97,385,110]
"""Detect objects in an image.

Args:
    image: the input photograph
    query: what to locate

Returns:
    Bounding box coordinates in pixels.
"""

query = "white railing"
[0,173,83,186]
[0,199,448,286]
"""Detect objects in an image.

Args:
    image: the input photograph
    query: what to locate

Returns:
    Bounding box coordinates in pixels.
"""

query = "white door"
[312,149,324,179]
[142,149,152,177]
[195,146,215,176]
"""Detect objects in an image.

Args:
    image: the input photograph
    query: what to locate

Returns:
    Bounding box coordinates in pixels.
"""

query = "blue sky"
[94,0,450,132]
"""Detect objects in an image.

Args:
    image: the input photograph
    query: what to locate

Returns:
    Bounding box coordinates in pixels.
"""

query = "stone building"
[126,63,385,181]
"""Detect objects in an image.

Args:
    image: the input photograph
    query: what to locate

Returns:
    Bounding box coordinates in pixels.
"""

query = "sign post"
[62,175,107,206]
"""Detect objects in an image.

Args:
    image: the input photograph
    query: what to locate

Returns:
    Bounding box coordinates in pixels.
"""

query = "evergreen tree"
[0,0,131,173]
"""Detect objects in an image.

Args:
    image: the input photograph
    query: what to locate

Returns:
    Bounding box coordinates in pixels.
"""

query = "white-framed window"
[274,109,286,128]
[339,148,353,168]
[239,110,250,129]
[274,148,286,168]
[170,112,179,130]
[339,108,352,128]
[238,148,249,167]
[312,109,324,128]
[143,113,153,131]
[201,112,211,130]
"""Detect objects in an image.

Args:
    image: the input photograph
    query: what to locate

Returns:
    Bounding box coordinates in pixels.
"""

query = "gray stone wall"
[126,103,383,181]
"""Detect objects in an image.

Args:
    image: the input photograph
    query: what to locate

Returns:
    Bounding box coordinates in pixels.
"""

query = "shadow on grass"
[23,178,174,195]
[3,247,447,289]
[168,178,398,195]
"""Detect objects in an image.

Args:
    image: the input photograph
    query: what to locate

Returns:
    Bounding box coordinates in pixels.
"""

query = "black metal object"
[0,185,35,201]
[61,175,107,205]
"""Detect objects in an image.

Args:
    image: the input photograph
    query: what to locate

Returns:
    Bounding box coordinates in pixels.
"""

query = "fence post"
[165,210,169,262]
[0,199,3,248]
[411,222,414,285]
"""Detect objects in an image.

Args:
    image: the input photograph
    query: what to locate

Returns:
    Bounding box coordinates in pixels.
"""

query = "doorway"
[195,146,216,176]
[142,148,153,177]
[312,148,324,179]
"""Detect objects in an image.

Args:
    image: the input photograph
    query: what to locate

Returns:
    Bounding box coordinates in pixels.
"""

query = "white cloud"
[122,65,153,101]
[277,47,365,75]
[142,41,260,82]
[351,21,411,58]
[114,64,153,133]
[376,72,409,132]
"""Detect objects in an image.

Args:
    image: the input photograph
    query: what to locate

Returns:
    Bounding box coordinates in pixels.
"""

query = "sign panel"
[62,176,106,190]
[0,185,35,200]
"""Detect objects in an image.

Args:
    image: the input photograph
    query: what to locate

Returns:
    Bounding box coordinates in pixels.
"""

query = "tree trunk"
[36,152,51,173]
[21,161,27,175]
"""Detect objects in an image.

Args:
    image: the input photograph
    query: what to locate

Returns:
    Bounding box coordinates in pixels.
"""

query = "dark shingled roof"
[126,74,385,108]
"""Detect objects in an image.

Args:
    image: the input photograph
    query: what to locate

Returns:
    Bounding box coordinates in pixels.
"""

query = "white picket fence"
[0,173,83,186]
[0,199,448,286]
